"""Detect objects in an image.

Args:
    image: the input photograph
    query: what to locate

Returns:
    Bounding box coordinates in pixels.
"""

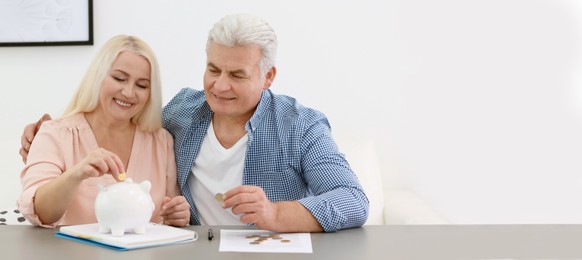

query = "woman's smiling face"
[95,50,151,123]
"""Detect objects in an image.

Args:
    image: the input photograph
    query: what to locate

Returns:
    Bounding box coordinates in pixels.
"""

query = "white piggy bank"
[95,178,154,236]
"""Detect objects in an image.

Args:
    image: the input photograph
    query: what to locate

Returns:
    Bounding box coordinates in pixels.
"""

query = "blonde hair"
[61,35,162,132]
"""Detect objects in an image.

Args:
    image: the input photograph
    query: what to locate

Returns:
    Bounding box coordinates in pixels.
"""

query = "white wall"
[2,0,582,224]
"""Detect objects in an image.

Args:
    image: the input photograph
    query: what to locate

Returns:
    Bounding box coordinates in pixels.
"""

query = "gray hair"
[206,14,278,76]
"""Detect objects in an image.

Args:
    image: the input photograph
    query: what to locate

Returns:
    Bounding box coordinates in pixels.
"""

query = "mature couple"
[18,13,369,233]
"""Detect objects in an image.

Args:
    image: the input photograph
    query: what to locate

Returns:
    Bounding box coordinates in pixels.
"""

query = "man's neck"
[211,115,248,149]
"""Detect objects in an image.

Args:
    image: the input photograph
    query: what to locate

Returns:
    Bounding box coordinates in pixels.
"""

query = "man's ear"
[263,66,277,90]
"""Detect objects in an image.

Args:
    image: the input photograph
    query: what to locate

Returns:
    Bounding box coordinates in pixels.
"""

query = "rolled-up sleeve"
[297,119,369,232]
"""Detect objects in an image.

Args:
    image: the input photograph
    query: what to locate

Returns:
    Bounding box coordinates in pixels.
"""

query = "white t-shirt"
[188,121,247,225]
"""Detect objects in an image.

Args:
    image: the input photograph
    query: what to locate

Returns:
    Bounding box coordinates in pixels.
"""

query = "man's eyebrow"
[206,62,247,76]
[207,62,219,69]
[230,69,247,75]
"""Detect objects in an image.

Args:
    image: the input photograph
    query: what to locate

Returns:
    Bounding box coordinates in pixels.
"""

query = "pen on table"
[208,228,214,241]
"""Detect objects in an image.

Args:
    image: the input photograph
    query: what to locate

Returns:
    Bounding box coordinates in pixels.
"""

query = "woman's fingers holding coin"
[117,172,126,182]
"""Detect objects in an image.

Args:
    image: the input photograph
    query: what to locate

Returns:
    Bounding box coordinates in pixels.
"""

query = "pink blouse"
[18,113,179,227]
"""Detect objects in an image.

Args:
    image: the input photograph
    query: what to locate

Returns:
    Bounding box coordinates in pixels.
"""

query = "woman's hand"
[160,196,190,227]
[70,148,125,182]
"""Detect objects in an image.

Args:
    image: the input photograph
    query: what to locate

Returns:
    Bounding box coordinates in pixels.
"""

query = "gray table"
[3,224,582,259]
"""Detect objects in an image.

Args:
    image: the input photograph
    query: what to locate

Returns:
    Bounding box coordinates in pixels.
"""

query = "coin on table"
[214,193,224,203]
[281,239,291,243]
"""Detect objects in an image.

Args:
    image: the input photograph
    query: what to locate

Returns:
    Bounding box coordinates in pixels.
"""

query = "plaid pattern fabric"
[162,88,369,231]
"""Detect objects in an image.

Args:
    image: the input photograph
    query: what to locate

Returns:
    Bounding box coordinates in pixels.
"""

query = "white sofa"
[334,135,448,225]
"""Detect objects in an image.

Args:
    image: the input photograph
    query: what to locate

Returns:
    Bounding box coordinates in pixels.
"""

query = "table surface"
[3,224,582,259]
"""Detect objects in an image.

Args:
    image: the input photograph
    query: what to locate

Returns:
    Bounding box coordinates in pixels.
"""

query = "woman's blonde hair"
[61,35,162,132]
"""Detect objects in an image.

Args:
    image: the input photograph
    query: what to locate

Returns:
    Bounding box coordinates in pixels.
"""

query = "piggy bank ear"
[140,180,151,193]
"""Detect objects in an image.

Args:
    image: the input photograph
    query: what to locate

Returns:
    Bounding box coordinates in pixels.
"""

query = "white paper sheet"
[219,229,312,253]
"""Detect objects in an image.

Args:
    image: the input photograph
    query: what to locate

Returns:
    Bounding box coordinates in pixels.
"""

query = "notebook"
[56,222,197,251]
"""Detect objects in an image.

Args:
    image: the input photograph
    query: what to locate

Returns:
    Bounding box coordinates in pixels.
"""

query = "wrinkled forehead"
[207,42,262,71]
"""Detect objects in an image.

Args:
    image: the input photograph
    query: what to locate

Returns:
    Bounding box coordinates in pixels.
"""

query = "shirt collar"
[197,98,213,124]
[246,89,272,132]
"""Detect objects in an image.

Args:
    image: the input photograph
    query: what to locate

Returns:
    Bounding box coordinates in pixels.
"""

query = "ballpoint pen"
[208,228,214,241]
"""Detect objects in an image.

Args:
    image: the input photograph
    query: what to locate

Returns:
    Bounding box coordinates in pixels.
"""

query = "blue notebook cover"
[55,232,129,251]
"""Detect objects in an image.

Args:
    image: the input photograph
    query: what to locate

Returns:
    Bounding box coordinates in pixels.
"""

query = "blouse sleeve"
[17,121,66,228]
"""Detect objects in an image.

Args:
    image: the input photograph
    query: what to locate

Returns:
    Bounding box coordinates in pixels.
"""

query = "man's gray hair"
[207,13,278,76]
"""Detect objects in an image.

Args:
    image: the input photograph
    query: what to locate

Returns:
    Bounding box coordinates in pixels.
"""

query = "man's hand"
[20,114,52,163]
[224,185,324,232]
[160,196,190,227]
[223,185,279,231]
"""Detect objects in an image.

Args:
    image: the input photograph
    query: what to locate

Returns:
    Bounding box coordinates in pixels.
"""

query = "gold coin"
[214,193,224,203]
[118,172,126,181]
[281,239,291,243]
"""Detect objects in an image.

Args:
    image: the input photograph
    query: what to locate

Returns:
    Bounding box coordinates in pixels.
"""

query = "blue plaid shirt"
[162,88,369,232]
